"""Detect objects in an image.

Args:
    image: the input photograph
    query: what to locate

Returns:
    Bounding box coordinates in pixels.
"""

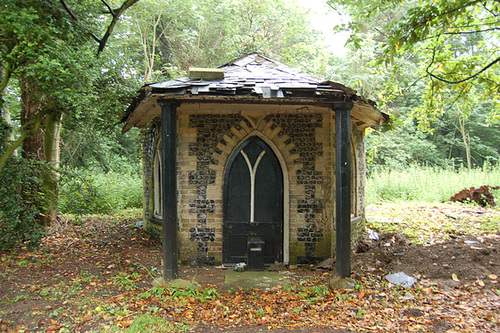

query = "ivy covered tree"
[0,0,139,225]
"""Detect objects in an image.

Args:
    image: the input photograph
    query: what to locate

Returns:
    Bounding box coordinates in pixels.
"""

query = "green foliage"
[367,163,500,204]
[366,122,447,169]
[108,314,181,332]
[365,99,500,170]
[165,286,218,303]
[330,0,500,123]
[111,272,141,290]
[59,170,111,215]
[128,0,328,81]
[327,0,500,171]
[0,0,141,234]
[0,0,141,149]
[0,157,48,249]
[60,126,141,174]
[59,169,142,215]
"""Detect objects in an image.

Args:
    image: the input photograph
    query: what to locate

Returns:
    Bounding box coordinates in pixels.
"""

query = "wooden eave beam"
[350,103,385,129]
[123,93,387,133]
[123,93,351,132]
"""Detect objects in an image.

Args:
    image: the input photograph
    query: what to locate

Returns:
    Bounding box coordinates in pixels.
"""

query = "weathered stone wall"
[142,104,367,266]
[351,125,367,244]
[141,122,158,236]
[330,121,367,255]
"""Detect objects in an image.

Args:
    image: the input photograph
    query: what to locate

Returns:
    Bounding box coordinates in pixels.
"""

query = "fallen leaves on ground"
[0,204,499,332]
[123,275,499,332]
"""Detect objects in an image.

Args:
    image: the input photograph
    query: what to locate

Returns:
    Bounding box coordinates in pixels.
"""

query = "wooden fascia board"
[156,94,347,106]
[122,94,161,133]
[350,102,386,129]
[122,93,387,133]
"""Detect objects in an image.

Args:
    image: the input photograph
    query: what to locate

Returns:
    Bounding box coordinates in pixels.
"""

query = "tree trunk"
[1,92,17,158]
[43,110,63,224]
[20,77,45,161]
[19,76,49,224]
[458,116,472,171]
[0,66,14,155]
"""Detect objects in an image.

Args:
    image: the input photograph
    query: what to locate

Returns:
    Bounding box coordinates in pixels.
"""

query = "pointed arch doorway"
[223,136,283,266]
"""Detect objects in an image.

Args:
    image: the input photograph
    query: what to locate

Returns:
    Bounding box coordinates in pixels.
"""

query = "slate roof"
[123,53,387,132]
[147,53,357,99]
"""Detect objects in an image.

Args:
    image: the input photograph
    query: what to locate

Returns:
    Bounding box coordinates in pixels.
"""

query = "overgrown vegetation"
[0,158,48,250]
[366,163,500,204]
[59,170,142,215]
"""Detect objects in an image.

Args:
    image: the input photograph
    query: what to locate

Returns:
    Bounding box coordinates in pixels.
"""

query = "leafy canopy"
[331,0,500,125]
[126,0,328,83]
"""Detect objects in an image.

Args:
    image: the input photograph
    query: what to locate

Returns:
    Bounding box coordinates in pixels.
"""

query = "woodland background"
[1,0,499,249]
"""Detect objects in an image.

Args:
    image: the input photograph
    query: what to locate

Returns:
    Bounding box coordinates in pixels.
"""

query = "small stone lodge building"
[123,53,386,271]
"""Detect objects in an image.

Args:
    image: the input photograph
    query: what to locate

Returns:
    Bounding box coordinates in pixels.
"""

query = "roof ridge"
[219,53,274,68]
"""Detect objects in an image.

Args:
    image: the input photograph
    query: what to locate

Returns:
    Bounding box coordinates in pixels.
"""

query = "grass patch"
[111,272,142,291]
[107,314,185,332]
[367,164,500,204]
[60,170,142,215]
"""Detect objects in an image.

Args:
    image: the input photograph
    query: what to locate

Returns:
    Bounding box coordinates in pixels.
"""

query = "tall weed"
[59,169,142,214]
[367,163,500,204]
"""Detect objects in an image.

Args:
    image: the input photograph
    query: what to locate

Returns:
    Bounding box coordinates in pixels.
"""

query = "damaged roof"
[149,53,356,98]
[123,53,387,132]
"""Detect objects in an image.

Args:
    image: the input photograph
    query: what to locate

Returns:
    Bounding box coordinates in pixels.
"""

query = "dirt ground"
[176,230,500,291]
[0,203,499,332]
[352,231,499,289]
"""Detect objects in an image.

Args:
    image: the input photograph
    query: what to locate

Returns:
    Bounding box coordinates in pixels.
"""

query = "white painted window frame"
[153,140,163,218]
[240,149,266,223]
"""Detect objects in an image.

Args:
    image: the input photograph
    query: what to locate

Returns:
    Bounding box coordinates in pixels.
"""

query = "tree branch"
[59,0,139,55]
[0,110,49,171]
[424,26,500,41]
[59,0,78,20]
[100,0,116,17]
[427,56,500,84]
[435,0,483,20]
[59,0,101,43]
[482,2,500,17]
[374,27,389,39]
[403,0,484,42]
[0,62,12,93]
[63,135,84,169]
[444,81,470,115]
[97,0,140,55]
